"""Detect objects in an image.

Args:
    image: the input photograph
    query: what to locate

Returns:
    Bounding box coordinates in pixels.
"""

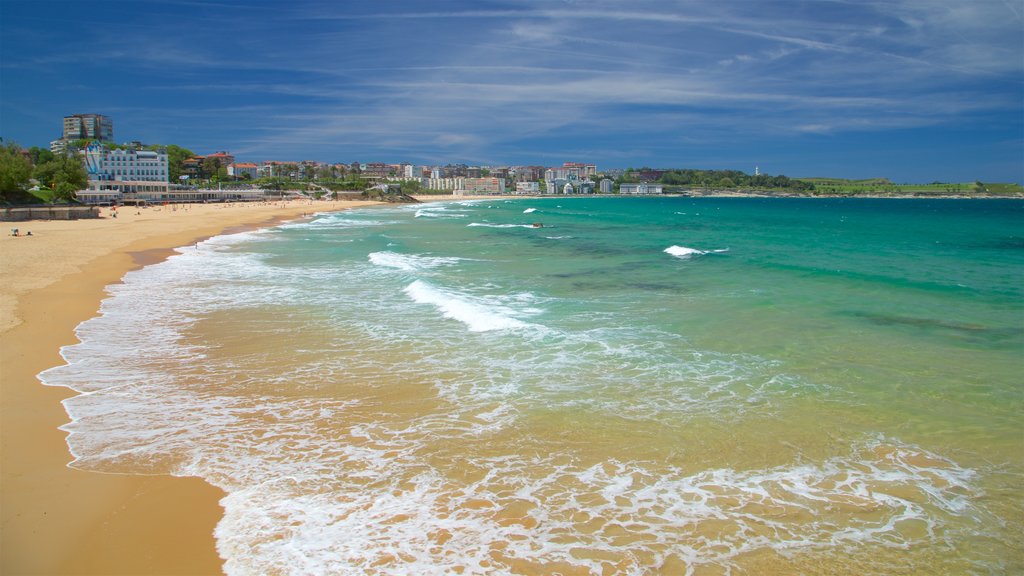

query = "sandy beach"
[0,199,381,575]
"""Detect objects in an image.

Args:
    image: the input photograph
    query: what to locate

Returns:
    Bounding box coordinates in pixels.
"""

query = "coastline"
[0,200,380,575]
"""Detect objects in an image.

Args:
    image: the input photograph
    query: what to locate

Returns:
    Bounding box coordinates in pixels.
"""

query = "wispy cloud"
[2,0,1021,180]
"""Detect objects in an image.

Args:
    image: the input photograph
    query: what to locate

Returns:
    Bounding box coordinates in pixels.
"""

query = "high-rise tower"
[63,114,114,142]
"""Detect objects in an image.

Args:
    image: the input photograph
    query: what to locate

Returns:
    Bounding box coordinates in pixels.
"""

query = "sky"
[1,0,1022,182]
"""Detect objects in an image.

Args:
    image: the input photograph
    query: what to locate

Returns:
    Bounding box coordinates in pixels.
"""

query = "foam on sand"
[207,433,988,575]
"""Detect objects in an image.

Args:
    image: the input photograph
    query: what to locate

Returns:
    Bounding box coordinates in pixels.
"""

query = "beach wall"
[1,205,101,221]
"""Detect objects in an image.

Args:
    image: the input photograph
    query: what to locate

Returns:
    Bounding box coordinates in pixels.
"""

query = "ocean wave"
[664,245,729,259]
[467,223,538,229]
[403,280,535,332]
[368,251,466,272]
[415,206,469,218]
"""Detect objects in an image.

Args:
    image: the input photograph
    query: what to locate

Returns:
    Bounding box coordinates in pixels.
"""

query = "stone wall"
[0,206,101,221]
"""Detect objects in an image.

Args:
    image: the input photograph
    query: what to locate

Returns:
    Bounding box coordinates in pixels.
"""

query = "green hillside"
[796,178,1023,197]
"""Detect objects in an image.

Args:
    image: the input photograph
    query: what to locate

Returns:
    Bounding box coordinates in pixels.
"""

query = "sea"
[41,197,1023,575]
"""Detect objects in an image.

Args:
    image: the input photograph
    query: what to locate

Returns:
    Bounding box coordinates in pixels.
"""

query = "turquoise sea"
[43,197,1023,574]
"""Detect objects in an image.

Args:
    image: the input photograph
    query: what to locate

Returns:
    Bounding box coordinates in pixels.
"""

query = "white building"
[515,182,540,194]
[599,178,614,193]
[619,183,664,195]
[78,143,169,203]
[426,177,462,192]
[228,162,259,179]
[457,177,506,195]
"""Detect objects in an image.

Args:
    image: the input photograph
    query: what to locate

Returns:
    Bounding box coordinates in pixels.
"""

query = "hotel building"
[77,143,169,203]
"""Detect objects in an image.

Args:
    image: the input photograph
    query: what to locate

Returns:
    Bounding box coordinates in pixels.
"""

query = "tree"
[27,146,55,166]
[398,180,422,195]
[32,155,88,202]
[0,143,33,202]
[202,156,222,179]
[159,144,196,182]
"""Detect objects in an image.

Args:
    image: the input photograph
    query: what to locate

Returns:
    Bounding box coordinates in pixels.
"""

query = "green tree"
[32,155,88,202]
[151,144,196,182]
[398,179,422,195]
[0,143,33,202]
[27,146,55,166]
[202,156,222,180]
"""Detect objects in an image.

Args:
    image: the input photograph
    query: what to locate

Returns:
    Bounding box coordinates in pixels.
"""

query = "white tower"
[755,165,760,176]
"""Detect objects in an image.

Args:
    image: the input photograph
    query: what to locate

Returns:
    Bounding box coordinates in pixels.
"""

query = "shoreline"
[414,192,1022,200]
[0,200,381,575]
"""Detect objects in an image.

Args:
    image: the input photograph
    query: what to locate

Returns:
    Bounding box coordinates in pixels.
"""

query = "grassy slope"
[796,178,1024,197]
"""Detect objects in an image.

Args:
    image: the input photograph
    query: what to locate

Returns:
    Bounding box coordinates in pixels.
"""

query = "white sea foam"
[415,206,468,218]
[403,280,532,332]
[206,432,987,575]
[368,251,465,272]
[37,208,1006,576]
[665,245,729,259]
[467,222,537,229]
[665,245,706,258]
[523,208,537,214]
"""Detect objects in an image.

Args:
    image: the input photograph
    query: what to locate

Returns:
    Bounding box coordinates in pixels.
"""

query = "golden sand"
[0,199,381,575]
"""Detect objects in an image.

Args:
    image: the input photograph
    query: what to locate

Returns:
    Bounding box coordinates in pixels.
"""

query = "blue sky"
[2,0,1022,182]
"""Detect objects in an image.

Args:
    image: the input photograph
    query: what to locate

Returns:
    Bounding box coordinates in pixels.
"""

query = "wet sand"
[0,200,381,575]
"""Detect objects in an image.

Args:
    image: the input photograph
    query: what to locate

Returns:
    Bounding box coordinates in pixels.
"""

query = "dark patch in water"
[847,311,1024,344]
[972,237,1024,250]
[625,282,686,292]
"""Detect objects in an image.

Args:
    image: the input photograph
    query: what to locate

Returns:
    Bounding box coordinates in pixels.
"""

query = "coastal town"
[12,113,648,206]
[8,113,1014,211]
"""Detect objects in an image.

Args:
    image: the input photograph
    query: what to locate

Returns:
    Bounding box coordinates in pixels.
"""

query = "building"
[545,163,597,183]
[457,177,506,195]
[425,177,462,192]
[620,183,664,195]
[516,182,540,194]
[205,151,236,166]
[561,162,597,179]
[63,114,114,142]
[599,178,614,193]
[49,139,69,154]
[510,166,545,182]
[228,162,259,179]
[77,142,169,203]
[363,163,392,178]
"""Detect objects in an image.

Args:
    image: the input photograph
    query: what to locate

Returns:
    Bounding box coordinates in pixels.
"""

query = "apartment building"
[63,113,114,142]
[228,163,259,179]
[458,177,506,195]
